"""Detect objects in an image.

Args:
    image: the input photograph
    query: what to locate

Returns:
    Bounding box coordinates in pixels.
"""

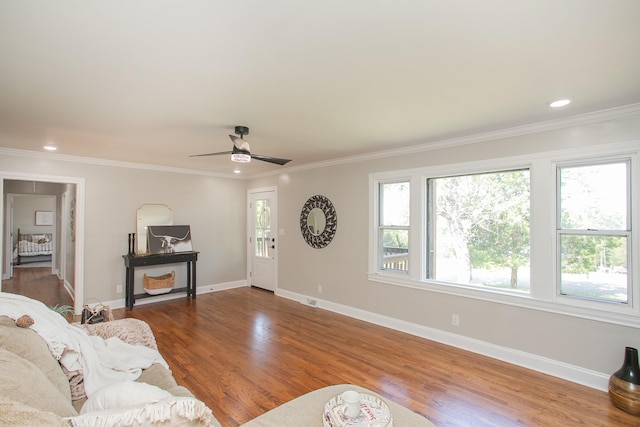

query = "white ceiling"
[1,1,639,177]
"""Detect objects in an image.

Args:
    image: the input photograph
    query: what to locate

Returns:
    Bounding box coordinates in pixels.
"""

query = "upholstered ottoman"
[241,384,435,426]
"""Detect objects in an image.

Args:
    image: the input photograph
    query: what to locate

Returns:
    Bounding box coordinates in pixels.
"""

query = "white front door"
[249,189,277,291]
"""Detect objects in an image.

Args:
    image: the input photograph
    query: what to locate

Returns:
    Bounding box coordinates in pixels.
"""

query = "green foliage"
[49,304,75,317]
[467,171,530,287]
[436,169,530,287]
[382,229,408,249]
[560,235,625,274]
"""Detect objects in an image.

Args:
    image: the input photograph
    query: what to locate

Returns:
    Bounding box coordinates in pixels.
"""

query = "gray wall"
[10,193,55,240]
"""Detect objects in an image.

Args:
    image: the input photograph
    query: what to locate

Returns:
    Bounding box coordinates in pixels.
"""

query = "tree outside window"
[428,169,530,292]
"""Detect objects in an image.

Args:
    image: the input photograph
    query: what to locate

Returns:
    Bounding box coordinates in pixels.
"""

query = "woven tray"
[143,271,175,295]
[323,392,392,427]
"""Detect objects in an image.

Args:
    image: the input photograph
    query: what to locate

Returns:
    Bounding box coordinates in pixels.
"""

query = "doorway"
[248,187,278,292]
[6,193,56,278]
[1,172,85,314]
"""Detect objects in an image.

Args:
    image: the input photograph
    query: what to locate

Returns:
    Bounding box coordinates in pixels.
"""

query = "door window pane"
[255,199,271,258]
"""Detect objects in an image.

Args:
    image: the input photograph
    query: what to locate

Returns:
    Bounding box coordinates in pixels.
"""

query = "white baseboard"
[275,288,609,392]
[63,278,74,302]
[103,280,247,310]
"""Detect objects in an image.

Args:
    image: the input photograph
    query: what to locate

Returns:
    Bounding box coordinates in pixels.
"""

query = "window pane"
[430,170,530,292]
[381,229,408,271]
[559,234,628,303]
[255,199,271,257]
[559,162,628,230]
[380,182,410,226]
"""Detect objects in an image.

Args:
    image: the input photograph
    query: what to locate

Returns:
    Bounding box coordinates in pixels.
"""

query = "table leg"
[185,262,191,297]
[192,260,197,299]
[127,266,135,310]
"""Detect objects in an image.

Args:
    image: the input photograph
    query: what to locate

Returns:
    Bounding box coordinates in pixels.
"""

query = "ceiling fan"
[189,126,292,165]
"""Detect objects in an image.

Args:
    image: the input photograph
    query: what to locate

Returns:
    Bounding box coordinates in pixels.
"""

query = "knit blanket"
[0,292,168,397]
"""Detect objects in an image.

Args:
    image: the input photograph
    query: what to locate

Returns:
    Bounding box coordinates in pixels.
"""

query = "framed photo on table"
[147,225,193,254]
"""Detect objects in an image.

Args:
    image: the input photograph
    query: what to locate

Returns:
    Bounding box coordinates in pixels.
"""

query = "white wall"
[0,154,247,302]
[249,110,640,390]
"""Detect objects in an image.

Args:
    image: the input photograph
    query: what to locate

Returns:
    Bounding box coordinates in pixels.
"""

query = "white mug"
[341,390,361,419]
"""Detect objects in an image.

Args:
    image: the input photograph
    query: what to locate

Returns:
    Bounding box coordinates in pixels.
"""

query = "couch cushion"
[137,363,195,397]
[0,348,77,417]
[69,396,221,427]
[80,381,172,414]
[0,316,72,401]
[0,396,69,427]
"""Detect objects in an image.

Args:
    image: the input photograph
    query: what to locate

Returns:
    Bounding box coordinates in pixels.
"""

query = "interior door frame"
[247,186,278,291]
[0,172,86,314]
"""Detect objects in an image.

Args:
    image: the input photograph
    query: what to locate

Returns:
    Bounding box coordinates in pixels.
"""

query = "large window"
[369,143,638,323]
[378,181,410,272]
[427,169,530,292]
[557,161,630,304]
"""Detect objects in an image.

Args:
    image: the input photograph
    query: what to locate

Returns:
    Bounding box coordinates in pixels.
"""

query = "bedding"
[13,228,53,265]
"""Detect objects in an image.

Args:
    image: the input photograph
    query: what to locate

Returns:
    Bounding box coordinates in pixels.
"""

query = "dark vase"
[609,347,640,416]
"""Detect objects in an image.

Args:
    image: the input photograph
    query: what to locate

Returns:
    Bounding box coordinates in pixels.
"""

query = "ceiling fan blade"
[250,154,292,165]
[189,151,232,157]
[191,128,291,165]
[229,135,250,152]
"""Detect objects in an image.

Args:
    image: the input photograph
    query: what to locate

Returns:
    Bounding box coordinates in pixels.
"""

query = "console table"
[122,251,198,310]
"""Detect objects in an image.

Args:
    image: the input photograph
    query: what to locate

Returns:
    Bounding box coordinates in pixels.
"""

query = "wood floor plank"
[1,267,72,308]
[111,287,638,426]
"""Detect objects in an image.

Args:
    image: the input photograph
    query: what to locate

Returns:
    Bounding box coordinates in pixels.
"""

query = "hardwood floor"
[1,267,73,308]
[115,287,638,427]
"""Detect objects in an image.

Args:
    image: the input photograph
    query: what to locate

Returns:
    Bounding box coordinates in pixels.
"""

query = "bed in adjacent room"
[13,228,53,265]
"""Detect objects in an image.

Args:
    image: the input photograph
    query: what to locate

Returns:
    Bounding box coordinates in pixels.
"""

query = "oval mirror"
[300,195,337,249]
[307,207,326,236]
[136,204,173,254]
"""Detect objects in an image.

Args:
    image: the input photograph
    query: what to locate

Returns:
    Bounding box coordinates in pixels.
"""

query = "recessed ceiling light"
[233,169,241,174]
[43,145,57,151]
[549,99,571,108]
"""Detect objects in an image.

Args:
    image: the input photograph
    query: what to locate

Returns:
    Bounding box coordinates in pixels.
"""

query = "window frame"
[554,157,633,307]
[368,143,640,327]
[376,179,411,274]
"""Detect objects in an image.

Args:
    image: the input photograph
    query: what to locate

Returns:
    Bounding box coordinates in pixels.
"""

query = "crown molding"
[0,147,242,179]
[250,103,640,179]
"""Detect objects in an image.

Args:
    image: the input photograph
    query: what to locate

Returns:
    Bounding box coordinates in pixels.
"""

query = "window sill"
[368,272,640,328]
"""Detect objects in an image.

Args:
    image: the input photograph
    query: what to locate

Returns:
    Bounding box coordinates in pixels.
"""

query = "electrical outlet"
[116,285,123,294]
[317,284,323,294]
[451,314,460,326]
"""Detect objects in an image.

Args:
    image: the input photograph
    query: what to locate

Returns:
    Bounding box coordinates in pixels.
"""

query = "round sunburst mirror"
[300,195,337,249]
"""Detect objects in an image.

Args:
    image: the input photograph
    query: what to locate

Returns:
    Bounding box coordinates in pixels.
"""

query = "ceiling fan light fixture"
[231,152,251,163]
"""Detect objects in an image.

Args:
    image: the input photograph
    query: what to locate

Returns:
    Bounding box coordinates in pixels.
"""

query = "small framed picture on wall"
[35,211,53,226]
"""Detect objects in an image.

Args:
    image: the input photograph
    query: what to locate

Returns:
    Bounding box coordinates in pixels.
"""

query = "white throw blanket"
[0,292,168,397]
